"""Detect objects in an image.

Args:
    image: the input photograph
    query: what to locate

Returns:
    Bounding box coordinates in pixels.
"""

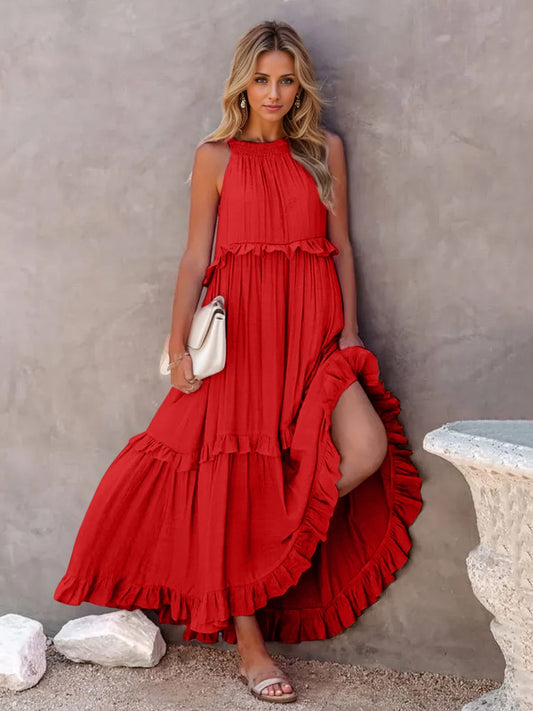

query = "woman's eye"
[253,77,295,84]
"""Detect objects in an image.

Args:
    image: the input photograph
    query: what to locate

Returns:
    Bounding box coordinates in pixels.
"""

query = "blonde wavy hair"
[199,20,335,212]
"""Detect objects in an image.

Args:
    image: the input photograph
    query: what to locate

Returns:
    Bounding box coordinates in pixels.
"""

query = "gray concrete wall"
[1,0,532,682]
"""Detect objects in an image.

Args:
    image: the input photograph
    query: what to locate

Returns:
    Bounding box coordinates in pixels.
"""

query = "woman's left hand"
[338,330,366,350]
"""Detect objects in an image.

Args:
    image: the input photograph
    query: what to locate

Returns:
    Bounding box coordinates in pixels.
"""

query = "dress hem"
[53,346,423,645]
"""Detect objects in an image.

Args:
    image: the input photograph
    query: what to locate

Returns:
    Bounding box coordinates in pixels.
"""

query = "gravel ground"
[0,642,499,711]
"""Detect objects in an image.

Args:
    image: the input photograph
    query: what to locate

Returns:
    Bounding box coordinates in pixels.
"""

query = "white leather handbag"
[159,295,226,379]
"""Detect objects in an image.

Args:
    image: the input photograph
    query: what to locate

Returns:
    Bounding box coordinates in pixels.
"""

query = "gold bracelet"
[168,351,192,370]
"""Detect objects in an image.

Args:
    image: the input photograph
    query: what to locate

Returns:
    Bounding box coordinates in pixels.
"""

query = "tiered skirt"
[54,238,423,644]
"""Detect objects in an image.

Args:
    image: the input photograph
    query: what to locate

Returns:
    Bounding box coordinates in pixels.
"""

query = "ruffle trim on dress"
[53,428,341,639]
[256,457,421,643]
[201,236,339,287]
[250,347,422,643]
[185,346,423,643]
[126,426,296,473]
[53,346,422,645]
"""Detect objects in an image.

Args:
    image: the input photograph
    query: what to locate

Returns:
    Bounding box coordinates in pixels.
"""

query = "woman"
[54,20,423,704]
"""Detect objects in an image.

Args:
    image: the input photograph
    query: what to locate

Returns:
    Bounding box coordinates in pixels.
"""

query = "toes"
[261,683,282,696]
[261,682,292,696]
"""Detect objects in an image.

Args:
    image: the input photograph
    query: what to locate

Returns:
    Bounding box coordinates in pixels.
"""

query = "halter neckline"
[228,136,290,155]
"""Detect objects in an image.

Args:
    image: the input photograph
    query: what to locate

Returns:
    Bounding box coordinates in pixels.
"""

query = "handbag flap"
[187,296,225,350]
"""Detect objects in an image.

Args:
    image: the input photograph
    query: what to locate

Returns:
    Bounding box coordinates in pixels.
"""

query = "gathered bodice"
[202,137,337,287]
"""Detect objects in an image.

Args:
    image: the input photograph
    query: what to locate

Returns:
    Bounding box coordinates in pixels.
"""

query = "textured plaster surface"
[2,0,533,680]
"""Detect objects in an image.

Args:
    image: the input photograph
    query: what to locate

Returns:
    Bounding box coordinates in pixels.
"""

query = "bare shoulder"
[320,128,346,175]
[193,139,230,168]
[192,139,231,195]
[320,127,344,152]
[195,138,230,154]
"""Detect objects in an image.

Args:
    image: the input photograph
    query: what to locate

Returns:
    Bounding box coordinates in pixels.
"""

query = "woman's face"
[244,50,301,122]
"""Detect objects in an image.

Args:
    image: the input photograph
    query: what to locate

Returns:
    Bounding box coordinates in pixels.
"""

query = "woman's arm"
[168,142,222,359]
[324,129,364,348]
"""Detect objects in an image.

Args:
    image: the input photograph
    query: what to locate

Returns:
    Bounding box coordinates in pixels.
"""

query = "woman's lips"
[264,105,282,111]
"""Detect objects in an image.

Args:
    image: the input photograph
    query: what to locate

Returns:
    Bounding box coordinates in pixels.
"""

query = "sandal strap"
[252,676,290,694]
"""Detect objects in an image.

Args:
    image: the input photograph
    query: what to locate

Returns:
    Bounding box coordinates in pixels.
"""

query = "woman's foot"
[239,657,295,699]
[234,614,295,699]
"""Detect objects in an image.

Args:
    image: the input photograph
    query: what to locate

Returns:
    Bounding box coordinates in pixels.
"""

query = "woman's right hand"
[170,353,203,394]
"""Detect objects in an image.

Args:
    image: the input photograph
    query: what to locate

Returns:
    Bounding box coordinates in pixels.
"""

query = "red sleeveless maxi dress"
[54,136,423,644]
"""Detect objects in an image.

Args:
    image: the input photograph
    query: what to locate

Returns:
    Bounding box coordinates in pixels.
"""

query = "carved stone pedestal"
[423,420,533,711]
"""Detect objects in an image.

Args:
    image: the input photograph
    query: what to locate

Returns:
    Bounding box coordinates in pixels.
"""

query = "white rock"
[0,614,47,691]
[53,609,166,667]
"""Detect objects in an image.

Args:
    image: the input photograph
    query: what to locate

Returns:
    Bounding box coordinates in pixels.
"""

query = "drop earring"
[240,93,247,109]
[294,92,301,109]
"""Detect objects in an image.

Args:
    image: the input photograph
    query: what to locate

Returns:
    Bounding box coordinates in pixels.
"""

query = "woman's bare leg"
[234,383,385,695]
[234,614,294,698]
[331,380,388,497]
